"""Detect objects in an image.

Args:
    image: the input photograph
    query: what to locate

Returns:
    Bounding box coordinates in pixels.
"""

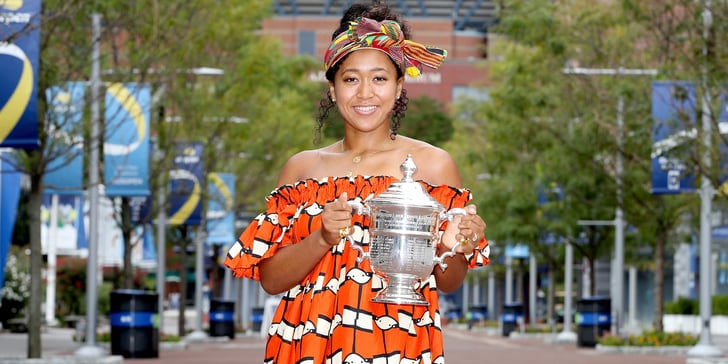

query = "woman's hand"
[320,192,354,246]
[449,204,486,254]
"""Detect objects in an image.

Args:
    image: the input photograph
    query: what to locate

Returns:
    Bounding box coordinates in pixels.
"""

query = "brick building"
[263,0,498,105]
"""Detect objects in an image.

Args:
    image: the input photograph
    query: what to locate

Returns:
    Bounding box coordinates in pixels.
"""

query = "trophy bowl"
[347,155,465,305]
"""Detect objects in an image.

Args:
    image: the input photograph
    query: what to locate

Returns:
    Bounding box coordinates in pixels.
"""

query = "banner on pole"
[0,151,22,291]
[0,0,41,149]
[104,83,151,196]
[207,173,235,245]
[44,82,85,195]
[651,81,697,194]
[168,142,204,225]
[40,194,87,254]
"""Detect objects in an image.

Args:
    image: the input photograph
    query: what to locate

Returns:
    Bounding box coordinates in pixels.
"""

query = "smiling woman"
[224,2,490,363]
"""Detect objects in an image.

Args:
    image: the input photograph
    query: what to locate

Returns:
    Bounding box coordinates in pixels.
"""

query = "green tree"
[449,0,703,332]
[6,0,319,355]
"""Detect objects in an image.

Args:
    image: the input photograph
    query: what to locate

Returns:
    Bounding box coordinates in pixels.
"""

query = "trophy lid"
[367,154,445,210]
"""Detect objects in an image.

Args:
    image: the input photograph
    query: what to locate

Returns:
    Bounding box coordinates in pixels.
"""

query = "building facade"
[263,0,497,105]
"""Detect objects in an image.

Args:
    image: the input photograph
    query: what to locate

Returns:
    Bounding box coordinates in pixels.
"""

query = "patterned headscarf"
[323,17,448,78]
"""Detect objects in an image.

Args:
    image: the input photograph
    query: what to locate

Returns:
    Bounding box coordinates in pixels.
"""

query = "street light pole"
[687,1,722,357]
[563,66,657,336]
[75,13,106,358]
[556,240,576,343]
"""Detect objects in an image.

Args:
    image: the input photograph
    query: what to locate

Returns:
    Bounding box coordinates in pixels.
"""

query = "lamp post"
[156,66,225,342]
[563,66,657,336]
[74,13,105,358]
[687,1,722,357]
[556,238,576,343]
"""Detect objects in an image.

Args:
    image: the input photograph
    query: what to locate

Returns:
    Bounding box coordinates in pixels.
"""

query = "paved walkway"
[2,326,728,364]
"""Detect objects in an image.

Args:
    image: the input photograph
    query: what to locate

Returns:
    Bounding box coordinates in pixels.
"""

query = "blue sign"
[505,244,529,258]
[104,83,151,196]
[168,142,204,225]
[0,0,41,149]
[43,82,85,195]
[0,151,22,291]
[207,173,235,245]
[651,81,697,194]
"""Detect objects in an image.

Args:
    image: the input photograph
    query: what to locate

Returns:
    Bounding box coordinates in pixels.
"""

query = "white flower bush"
[2,253,30,305]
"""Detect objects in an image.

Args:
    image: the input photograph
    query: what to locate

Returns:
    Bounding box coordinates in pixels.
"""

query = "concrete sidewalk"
[2,325,728,364]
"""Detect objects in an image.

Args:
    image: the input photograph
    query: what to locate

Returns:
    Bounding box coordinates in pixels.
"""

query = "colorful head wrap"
[323,17,448,78]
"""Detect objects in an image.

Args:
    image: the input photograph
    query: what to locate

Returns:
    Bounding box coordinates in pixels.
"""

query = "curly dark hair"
[314,1,410,144]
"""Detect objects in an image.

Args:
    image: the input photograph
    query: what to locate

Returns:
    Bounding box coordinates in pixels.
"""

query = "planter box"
[663,314,728,335]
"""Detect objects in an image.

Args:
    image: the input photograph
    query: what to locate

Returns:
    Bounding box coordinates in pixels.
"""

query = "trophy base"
[372,273,429,306]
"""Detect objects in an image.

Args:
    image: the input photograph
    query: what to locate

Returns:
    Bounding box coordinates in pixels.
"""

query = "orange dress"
[225,176,490,364]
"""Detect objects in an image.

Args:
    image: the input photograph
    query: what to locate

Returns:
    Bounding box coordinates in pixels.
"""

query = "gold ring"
[339,226,350,238]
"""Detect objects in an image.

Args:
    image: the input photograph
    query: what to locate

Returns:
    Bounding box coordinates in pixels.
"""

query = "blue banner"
[651,81,697,194]
[127,224,156,267]
[104,83,151,196]
[0,0,41,149]
[43,82,85,195]
[0,151,22,291]
[207,173,235,245]
[41,194,87,253]
[168,142,204,225]
[129,195,152,224]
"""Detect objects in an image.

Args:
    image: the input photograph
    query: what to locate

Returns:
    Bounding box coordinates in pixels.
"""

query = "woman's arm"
[257,192,354,295]
[413,147,486,292]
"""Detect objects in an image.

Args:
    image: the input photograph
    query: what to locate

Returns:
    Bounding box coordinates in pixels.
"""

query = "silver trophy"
[346,154,466,305]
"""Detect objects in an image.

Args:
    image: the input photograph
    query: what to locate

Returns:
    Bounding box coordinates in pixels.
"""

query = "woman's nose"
[356,80,374,98]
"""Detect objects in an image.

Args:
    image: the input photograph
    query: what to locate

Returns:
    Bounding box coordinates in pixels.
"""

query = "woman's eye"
[344,77,358,83]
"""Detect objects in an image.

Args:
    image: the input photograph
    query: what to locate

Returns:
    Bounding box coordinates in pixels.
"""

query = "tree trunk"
[654,231,666,332]
[589,255,596,297]
[28,159,43,358]
[547,263,555,327]
[121,197,133,289]
[210,246,220,298]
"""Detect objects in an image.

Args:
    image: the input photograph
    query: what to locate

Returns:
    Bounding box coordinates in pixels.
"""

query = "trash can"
[469,305,488,322]
[446,308,462,322]
[576,297,611,347]
[251,306,264,332]
[209,298,235,339]
[109,289,159,358]
[501,303,523,337]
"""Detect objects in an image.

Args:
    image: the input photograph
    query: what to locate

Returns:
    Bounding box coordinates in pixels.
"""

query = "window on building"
[298,30,316,56]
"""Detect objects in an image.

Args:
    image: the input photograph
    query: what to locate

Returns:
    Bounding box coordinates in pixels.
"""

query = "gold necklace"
[343,141,385,177]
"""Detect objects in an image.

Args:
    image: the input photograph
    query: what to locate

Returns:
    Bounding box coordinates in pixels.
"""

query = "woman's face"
[329,49,404,133]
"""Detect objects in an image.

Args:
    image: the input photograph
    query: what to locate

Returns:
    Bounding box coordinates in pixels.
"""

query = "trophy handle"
[347,200,369,216]
[434,208,468,271]
[433,244,458,272]
[440,207,467,221]
[346,200,370,263]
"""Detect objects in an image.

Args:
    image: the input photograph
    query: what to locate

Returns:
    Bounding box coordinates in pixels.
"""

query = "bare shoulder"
[399,137,462,187]
[276,149,321,186]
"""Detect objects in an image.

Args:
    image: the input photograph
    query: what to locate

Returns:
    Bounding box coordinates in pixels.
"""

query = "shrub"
[598,331,698,347]
[664,295,728,316]
[664,297,698,315]
[713,295,728,316]
[56,257,87,317]
[1,250,30,326]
